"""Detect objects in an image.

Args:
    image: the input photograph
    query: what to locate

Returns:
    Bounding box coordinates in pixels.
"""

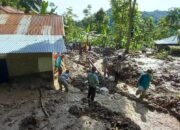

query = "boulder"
[100,87,109,95]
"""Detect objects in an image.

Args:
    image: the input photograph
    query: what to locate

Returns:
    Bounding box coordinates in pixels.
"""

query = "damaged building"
[0,14,66,83]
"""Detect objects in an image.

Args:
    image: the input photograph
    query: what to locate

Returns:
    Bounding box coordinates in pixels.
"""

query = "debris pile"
[152,72,180,89]
[72,75,88,91]
[19,116,40,130]
[108,58,140,85]
[69,101,141,130]
[44,99,57,116]
[147,95,180,120]
[68,105,83,117]
[102,48,115,56]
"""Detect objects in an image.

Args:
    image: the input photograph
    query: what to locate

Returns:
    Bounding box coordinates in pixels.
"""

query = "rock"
[108,76,115,82]
[171,82,180,87]
[174,78,180,83]
[162,74,171,81]
[69,105,83,117]
[4,118,12,123]
[137,62,145,65]
[19,116,40,130]
[100,87,109,95]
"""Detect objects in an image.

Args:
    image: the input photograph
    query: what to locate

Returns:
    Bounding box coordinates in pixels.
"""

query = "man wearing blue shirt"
[136,69,152,98]
[59,70,71,92]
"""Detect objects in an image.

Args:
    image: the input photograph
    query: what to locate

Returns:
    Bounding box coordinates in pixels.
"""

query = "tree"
[166,8,180,28]
[125,0,137,54]
[83,4,92,17]
[94,8,109,34]
[63,7,80,42]
[110,0,130,48]
[82,4,94,32]
[18,0,42,13]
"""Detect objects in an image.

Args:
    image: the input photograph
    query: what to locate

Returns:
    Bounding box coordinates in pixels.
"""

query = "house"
[0,6,24,14]
[154,35,180,50]
[0,14,66,83]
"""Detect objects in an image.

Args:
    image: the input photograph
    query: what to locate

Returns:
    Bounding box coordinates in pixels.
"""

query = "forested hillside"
[107,9,168,24]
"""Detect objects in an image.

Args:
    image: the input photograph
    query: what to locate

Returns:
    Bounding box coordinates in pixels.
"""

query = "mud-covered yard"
[0,49,179,130]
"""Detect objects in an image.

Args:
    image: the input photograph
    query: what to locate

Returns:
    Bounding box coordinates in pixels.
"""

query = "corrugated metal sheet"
[155,36,179,45]
[0,35,66,53]
[0,14,64,35]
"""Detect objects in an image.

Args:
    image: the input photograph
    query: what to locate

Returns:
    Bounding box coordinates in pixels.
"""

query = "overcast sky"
[48,0,180,20]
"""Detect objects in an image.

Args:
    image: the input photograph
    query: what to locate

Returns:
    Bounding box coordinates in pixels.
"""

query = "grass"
[155,50,169,60]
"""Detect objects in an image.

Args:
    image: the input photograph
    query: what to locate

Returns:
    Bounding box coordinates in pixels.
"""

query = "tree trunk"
[124,0,136,54]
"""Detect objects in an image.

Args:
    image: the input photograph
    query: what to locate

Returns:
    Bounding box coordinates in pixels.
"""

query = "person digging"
[87,67,99,103]
[136,69,152,99]
[58,70,72,92]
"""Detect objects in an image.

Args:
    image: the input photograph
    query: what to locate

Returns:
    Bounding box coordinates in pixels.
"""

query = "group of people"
[54,52,99,103]
[54,52,71,92]
[54,50,152,104]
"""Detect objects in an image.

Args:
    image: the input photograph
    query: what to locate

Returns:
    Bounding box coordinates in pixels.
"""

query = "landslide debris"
[69,100,141,130]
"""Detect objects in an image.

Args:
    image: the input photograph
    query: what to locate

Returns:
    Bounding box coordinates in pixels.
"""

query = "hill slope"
[107,9,168,23]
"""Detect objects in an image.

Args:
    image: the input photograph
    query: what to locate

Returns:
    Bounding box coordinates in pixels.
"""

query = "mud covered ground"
[0,49,179,130]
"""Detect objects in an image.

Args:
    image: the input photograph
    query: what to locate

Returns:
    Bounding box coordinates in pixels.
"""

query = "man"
[114,55,123,83]
[79,45,83,63]
[55,53,62,73]
[55,54,65,76]
[136,69,152,98]
[103,56,109,78]
[142,44,146,54]
[59,70,71,92]
[87,67,99,102]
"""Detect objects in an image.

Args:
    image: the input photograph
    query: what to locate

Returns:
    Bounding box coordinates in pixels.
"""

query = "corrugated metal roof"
[0,35,66,53]
[0,14,64,35]
[155,36,179,45]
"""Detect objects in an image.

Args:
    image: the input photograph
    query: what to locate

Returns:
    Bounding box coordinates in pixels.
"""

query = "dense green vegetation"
[64,0,179,53]
[0,0,179,53]
[107,9,168,24]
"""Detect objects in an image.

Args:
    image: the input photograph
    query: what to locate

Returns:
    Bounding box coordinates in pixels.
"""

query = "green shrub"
[155,50,169,59]
[170,46,180,56]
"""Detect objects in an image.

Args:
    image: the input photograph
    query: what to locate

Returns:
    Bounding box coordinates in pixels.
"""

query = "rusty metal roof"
[0,14,65,35]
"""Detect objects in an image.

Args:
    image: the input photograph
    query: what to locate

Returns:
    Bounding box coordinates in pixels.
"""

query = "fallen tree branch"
[38,88,49,118]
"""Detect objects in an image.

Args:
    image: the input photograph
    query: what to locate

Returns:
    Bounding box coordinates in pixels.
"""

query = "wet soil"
[0,50,179,130]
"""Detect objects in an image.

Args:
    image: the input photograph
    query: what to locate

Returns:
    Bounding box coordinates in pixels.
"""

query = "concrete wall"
[6,53,53,78]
